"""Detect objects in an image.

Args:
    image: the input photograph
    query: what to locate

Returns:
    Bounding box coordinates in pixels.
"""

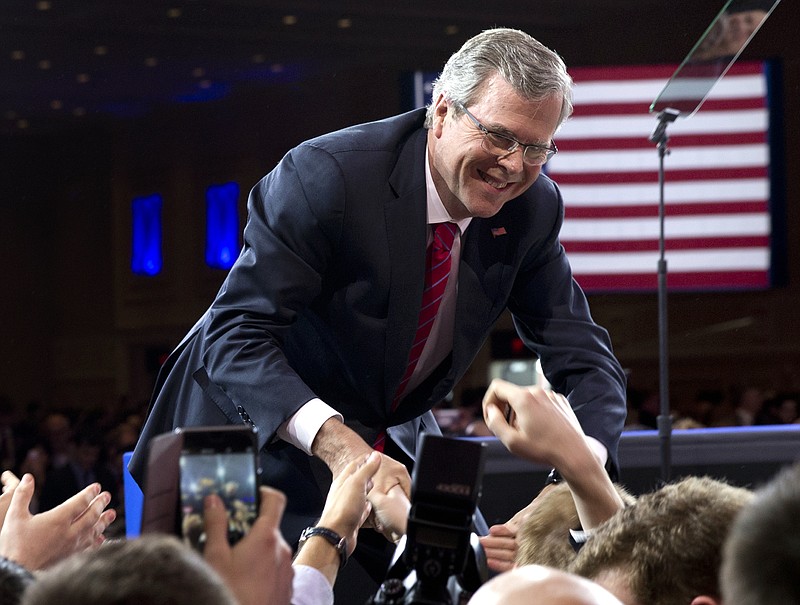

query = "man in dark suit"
[129,26,626,576]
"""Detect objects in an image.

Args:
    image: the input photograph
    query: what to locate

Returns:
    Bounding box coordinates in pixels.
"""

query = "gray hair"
[424,28,573,130]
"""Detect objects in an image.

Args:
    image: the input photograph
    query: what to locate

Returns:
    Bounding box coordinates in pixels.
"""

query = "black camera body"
[368,435,488,605]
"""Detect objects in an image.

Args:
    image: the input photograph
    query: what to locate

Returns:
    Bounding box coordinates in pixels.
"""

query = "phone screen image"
[178,449,258,551]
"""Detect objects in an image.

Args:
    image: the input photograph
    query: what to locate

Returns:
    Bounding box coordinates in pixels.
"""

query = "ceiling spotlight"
[94,45,108,56]
[337,18,352,29]
[16,118,29,129]
[50,100,63,110]
[11,50,25,61]
[144,56,159,67]
[35,1,51,10]
[167,7,182,18]
[191,67,206,78]
[76,73,90,83]
[37,59,51,70]
[444,25,459,35]
[282,15,297,26]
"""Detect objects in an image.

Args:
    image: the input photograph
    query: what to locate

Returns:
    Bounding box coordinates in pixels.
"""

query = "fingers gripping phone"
[177,426,260,552]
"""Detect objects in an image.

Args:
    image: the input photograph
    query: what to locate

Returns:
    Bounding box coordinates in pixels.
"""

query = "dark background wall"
[1,1,798,419]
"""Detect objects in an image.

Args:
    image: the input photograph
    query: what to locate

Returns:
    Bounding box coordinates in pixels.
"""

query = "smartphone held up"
[139,425,261,551]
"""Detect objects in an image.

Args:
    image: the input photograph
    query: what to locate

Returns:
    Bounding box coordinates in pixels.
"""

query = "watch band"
[298,526,348,569]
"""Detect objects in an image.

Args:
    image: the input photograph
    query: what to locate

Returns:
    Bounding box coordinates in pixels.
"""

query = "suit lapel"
[384,128,428,406]
[451,217,515,374]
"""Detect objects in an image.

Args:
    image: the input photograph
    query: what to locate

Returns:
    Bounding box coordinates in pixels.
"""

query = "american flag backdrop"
[546,61,774,293]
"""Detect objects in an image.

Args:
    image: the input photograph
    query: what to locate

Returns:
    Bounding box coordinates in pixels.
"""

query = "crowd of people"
[1,379,798,605]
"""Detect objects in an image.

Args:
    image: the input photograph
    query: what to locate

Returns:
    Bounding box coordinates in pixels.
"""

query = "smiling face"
[427,73,563,221]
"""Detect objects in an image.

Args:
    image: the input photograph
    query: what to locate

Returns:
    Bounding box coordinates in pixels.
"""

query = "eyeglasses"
[454,101,558,166]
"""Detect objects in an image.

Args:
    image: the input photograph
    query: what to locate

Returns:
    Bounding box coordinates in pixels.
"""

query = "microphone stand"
[649,107,679,483]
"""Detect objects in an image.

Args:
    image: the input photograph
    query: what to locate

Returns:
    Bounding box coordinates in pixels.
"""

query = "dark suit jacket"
[130,108,627,535]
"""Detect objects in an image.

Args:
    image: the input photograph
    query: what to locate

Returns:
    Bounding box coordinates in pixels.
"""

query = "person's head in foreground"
[469,564,623,605]
[516,482,637,570]
[720,461,800,605]
[569,476,753,605]
[20,534,237,605]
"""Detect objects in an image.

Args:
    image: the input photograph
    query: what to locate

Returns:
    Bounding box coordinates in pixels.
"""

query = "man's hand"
[311,418,411,543]
[0,473,116,570]
[203,486,294,605]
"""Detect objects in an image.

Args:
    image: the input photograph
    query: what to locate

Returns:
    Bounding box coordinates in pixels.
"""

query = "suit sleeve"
[199,143,345,443]
[507,180,627,468]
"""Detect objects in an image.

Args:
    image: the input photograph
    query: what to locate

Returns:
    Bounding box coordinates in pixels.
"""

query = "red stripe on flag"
[569,96,765,117]
[565,201,769,219]
[574,271,769,292]
[568,61,764,82]
[550,167,768,185]
[554,131,767,152]
[563,236,769,253]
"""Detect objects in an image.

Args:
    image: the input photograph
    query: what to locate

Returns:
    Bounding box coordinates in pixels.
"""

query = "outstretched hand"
[0,470,22,530]
[318,450,382,555]
[482,379,586,468]
[478,485,558,573]
[481,378,625,565]
[0,473,116,570]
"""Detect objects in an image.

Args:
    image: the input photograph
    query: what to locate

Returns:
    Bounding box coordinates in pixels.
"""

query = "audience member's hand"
[480,522,518,573]
[203,486,294,605]
[357,451,411,543]
[0,470,22,530]
[367,483,410,542]
[483,379,586,468]
[292,451,384,587]
[317,450,382,555]
[483,379,624,543]
[478,484,557,573]
[0,473,116,570]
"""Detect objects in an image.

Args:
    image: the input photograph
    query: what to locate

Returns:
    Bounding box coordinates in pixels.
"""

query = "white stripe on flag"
[550,144,768,173]
[558,179,769,206]
[556,109,768,140]
[561,213,770,241]
[568,248,770,274]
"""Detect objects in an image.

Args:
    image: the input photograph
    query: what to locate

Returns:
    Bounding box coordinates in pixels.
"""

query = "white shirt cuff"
[585,436,609,468]
[277,398,343,456]
[291,565,334,605]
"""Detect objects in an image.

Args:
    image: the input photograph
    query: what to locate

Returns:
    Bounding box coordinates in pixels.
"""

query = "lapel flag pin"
[491,227,507,238]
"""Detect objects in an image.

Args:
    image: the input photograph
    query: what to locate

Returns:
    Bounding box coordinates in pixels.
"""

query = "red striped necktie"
[374,221,457,452]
